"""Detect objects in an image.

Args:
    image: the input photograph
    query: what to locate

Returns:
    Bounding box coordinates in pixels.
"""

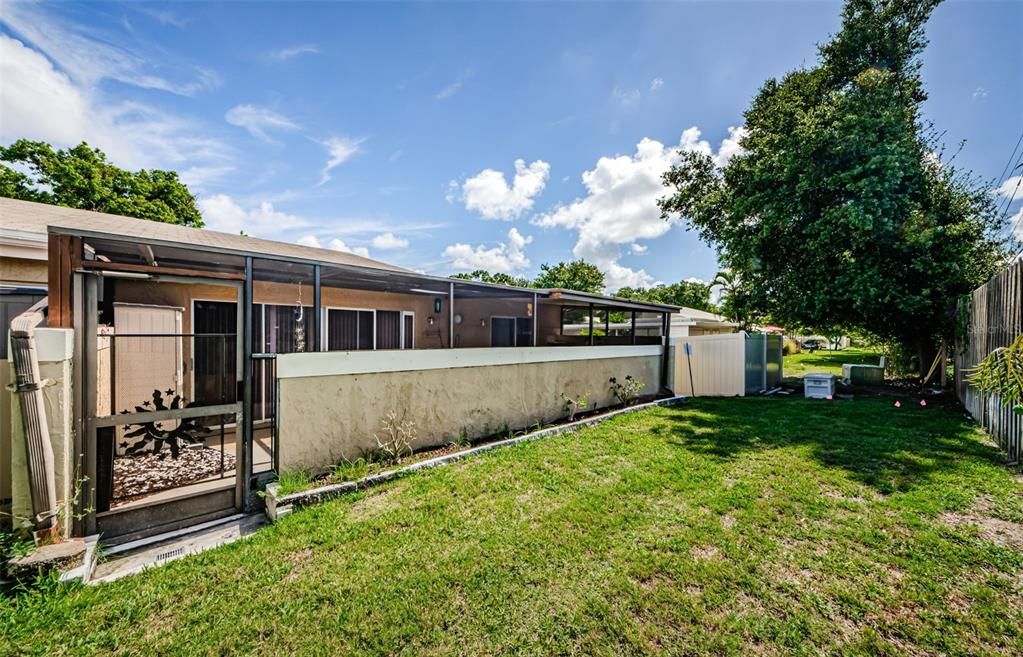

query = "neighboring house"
[2,198,677,543]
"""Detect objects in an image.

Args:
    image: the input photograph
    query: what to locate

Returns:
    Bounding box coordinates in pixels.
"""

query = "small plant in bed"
[332,457,371,482]
[374,410,417,465]
[609,375,644,406]
[560,391,590,422]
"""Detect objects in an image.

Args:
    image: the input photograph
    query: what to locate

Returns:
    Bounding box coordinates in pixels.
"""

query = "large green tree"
[532,260,605,293]
[451,270,532,288]
[0,140,203,227]
[616,279,713,311]
[658,0,1009,375]
[450,259,607,294]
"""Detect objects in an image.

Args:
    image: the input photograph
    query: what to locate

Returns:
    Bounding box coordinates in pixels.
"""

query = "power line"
[1000,163,1023,217]
[995,130,1023,189]
[1000,159,1023,219]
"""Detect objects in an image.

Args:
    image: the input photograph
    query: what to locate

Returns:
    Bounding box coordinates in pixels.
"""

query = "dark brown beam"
[46,234,79,328]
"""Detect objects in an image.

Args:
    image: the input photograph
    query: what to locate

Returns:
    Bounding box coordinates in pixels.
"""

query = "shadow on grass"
[661,396,1002,495]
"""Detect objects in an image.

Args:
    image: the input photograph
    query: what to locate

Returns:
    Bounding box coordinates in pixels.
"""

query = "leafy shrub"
[608,375,645,406]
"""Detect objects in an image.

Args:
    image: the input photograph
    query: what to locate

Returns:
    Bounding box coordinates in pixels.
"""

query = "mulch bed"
[112,447,236,507]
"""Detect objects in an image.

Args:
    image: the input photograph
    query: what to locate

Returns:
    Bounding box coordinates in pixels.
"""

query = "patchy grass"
[272,468,313,496]
[785,346,882,378]
[3,397,1022,656]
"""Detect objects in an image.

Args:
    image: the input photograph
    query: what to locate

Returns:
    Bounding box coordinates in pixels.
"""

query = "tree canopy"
[616,279,713,311]
[450,260,606,294]
[532,260,605,293]
[451,270,531,288]
[658,0,1009,372]
[0,140,203,227]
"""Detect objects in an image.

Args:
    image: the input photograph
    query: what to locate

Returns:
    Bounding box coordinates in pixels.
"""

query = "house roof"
[0,197,408,273]
[0,198,679,313]
[677,306,737,327]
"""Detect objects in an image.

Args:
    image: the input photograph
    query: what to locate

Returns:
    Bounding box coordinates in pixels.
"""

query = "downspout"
[448,282,455,349]
[8,299,58,536]
[661,311,673,394]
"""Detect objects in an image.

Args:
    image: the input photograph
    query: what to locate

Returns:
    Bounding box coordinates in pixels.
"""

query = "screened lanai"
[18,199,675,542]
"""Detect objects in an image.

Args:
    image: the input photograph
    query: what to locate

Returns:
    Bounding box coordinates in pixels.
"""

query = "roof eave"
[546,289,679,313]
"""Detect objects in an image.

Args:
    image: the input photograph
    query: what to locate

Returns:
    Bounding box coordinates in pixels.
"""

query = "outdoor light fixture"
[428,316,435,326]
[480,318,486,327]
[454,313,463,325]
[433,298,442,313]
[526,302,533,317]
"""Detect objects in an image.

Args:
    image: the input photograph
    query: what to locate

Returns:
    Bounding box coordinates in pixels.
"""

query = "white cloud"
[533,127,742,291]
[137,7,189,28]
[225,105,299,141]
[630,244,648,255]
[435,80,463,100]
[454,159,551,220]
[613,86,641,106]
[317,136,366,184]
[714,126,748,167]
[995,175,1022,199]
[271,44,319,61]
[389,149,403,162]
[649,78,664,92]
[178,165,235,191]
[371,232,409,250]
[0,35,229,172]
[435,69,473,100]
[973,86,988,99]
[442,228,532,274]
[199,194,308,236]
[1009,207,1023,240]
[297,235,371,258]
[2,2,218,96]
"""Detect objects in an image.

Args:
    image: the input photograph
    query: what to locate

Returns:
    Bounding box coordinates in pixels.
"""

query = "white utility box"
[804,373,836,399]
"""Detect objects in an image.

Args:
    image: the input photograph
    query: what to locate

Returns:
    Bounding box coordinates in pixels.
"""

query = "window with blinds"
[376,310,401,350]
[326,309,375,350]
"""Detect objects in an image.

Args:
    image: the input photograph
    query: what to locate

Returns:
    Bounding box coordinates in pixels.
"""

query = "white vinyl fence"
[671,332,783,397]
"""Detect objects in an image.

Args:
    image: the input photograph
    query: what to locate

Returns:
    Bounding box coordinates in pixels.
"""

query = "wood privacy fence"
[954,258,1023,462]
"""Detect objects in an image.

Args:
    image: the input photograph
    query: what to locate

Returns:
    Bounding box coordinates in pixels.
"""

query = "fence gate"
[83,275,246,544]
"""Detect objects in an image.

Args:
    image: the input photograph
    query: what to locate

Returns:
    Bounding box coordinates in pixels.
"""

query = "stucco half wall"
[276,345,663,472]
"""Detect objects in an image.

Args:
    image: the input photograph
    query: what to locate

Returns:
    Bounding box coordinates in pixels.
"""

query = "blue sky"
[2,1,1020,289]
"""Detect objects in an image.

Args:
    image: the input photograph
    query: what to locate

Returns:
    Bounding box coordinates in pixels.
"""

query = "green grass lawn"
[784,346,882,378]
[3,397,1022,656]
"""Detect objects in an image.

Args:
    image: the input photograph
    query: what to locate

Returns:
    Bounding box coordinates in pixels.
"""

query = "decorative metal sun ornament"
[119,389,209,458]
